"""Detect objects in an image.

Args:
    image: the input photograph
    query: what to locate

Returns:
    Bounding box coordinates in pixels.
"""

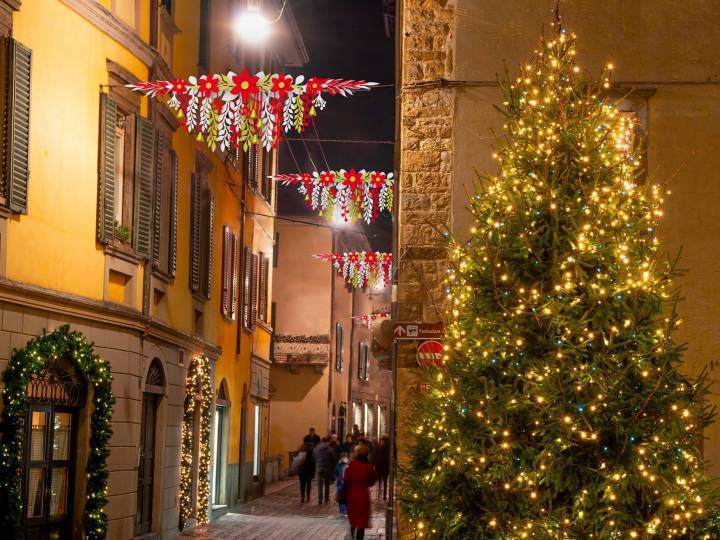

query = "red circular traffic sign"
[417,340,443,367]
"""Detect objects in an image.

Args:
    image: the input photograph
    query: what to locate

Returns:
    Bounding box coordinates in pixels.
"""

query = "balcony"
[272,335,330,373]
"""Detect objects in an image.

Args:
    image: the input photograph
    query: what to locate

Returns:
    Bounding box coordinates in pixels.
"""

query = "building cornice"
[60,0,171,74]
[0,277,221,359]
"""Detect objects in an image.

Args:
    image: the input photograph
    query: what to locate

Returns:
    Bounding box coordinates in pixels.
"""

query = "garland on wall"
[128,71,377,152]
[179,355,213,530]
[0,325,114,540]
[315,251,392,289]
[272,169,394,224]
[353,311,391,328]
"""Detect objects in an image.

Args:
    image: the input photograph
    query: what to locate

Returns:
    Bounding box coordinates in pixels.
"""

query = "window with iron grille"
[221,225,239,321]
[357,342,369,381]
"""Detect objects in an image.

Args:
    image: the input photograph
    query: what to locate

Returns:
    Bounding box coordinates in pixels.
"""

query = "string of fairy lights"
[402,25,718,540]
[179,355,213,530]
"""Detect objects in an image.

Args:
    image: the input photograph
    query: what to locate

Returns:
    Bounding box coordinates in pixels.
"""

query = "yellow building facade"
[0,0,304,538]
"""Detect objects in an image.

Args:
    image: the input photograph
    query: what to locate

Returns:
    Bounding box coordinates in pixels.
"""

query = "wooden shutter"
[231,233,239,321]
[246,145,258,191]
[189,173,201,292]
[204,190,215,299]
[134,116,155,259]
[152,133,166,266]
[221,225,232,317]
[242,246,251,328]
[4,39,32,214]
[257,253,266,322]
[168,150,178,277]
[97,94,117,244]
[261,253,269,321]
[250,252,258,329]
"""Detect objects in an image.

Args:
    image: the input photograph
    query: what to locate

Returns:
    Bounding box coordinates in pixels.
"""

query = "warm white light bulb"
[235,8,271,44]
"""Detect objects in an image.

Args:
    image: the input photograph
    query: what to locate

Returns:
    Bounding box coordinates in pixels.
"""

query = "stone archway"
[0,325,114,540]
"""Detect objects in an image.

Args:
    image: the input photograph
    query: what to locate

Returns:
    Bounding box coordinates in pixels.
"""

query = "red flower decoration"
[198,75,219,97]
[231,69,259,102]
[364,251,378,265]
[343,169,363,190]
[305,77,326,96]
[319,171,336,186]
[271,73,294,100]
[170,79,187,94]
[300,173,313,185]
[348,252,360,264]
[382,253,393,265]
[370,171,386,188]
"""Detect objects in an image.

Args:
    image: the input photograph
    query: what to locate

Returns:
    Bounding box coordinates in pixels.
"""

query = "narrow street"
[179,479,388,540]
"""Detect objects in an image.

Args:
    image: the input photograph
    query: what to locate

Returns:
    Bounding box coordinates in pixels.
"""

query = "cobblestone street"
[180,479,389,539]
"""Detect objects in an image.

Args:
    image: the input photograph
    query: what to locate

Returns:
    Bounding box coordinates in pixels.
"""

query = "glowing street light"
[235,0,287,45]
[235,5,271,45]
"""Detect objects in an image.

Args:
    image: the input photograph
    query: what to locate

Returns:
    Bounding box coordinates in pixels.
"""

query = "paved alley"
[179,479,389,540]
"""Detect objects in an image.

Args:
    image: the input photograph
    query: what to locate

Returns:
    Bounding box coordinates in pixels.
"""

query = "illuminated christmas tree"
[401,25,719,539]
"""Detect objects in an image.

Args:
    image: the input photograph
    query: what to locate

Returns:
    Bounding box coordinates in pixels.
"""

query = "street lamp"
[235,0,286,45]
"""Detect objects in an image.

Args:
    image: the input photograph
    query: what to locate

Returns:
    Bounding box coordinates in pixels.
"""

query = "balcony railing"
[273,335,330,372]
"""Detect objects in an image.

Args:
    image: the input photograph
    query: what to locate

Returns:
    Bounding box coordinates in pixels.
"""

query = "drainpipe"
[347,284,356,428]
[328,230,336,419]
[237,160,248,503]
[387,0,403,538]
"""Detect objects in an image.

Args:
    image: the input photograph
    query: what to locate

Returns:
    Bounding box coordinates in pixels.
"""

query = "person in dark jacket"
[314,437,338,504]
[297,442,316,503]
[373,436,390,500]
[344,444,377,540]
[340,433,355,456]
[303,427,320,446]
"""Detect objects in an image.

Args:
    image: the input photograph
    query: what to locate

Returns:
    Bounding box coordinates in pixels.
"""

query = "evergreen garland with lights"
[179,354,213,530]
[401,26,720,539]
[0,325,114,539]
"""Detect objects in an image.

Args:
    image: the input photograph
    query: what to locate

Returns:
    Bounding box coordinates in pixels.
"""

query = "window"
[257,253,270,323]
[259,149,274,202]
[98,86,155,258]
[358,342,369,381]
[213,382,229,506]
[198,0,210,70]
[242,248,259,330]
[160,0,172,14]
[1,38,32,214]
[189,164,214,299]
[335,323,344,372]
[221,226,239,320]
[152,133,178,277]
[245,145,259,192]
[252,404,261,479]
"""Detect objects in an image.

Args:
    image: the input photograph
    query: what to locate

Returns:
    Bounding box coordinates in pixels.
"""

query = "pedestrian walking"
[314,436,338,504]
[340,433,355,456]
[296,442,316,503]
[303,427,320,446]
[335,453,350,515]
[373,436,390,501]
[343,444,377,540]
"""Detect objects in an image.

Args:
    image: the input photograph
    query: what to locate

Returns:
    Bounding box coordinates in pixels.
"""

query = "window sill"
[256,319,273,333]
[152,267,173,284]
[105,241,141,265]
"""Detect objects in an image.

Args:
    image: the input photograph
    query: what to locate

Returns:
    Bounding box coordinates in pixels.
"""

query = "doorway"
[23,362,85,540]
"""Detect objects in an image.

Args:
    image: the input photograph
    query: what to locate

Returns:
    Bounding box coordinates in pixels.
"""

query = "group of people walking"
[293,427,390,540]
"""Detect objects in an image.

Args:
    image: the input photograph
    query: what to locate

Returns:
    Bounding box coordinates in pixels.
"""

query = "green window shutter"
[231,232,239,321]
[134,116,155,259]
[152,133,165,266]
[169,150,178,278]
[204,190,215,299]
[97,93,117,244]
[221,225,231,317]
[189,173,201,292]
[4,39,32,214]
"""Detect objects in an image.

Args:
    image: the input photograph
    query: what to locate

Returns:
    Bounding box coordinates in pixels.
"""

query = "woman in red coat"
[343,444,377,540]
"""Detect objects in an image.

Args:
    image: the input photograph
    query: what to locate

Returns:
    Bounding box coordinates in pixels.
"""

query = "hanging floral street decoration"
[353,311,391,328]
[315,251,392,289]
[179,355,213,530]
[0,325,114,539]
[127,71,377,152]
[272,169,394,224]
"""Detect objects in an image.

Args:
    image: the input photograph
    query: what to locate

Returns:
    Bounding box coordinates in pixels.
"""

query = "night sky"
[278,0,395,251]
